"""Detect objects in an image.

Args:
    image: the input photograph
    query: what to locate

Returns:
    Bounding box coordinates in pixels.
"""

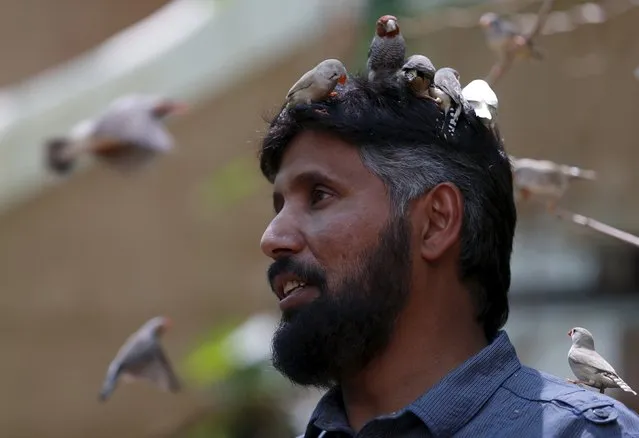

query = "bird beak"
[472,101,492,121]
[165,101,189,115]
[153,101,189,118]
[385,19,397,32]
[164,317,173,330]
[567,329,572,337]
[338,74,347,85]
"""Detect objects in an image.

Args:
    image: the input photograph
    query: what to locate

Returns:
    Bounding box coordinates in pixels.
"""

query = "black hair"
[259,73,516,341]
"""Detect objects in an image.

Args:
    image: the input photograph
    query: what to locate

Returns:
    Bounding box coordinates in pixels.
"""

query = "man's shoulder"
[501,365,639,435]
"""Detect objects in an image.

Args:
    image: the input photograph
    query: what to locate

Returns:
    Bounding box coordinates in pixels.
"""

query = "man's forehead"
[273,131,362,186]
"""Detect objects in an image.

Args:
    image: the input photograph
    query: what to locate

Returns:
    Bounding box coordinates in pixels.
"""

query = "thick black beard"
[268,214,412,388]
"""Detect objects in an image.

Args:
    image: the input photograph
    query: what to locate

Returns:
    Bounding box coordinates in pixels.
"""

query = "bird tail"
[564,166,596,181]
[607,373,637,395]
[45,137,76,175]
[98,377,117,402]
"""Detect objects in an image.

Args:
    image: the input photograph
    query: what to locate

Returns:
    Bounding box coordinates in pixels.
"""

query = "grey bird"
[479,12,543,61]
[400,54,439,103]
[366,14,406,81]
[431,67,473,138]
[98,316,181,402]
[510,157,596,213]
[285,59,347,109]
[45,94,187,175]
[567,327,637,395]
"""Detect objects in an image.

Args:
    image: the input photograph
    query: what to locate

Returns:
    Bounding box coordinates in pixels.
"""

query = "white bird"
[462,80,498,126]
[568,327,637,395]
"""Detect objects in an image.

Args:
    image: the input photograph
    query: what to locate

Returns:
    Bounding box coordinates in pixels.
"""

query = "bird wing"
[570,347,618,375]
[435,76,463,106]
[498,18,521,37]
[286,69,315,100]
[141,347,181,392]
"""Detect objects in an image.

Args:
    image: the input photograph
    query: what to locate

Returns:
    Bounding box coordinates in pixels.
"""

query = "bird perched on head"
[567,327,637,395]
[510,157,596,213]
[284,59,347,110]
[98,316,181,402]
[479,12,543,61]
[45,94,187,175]
[462,79,500,138]
[400,54,439,103]
[431,67,473,139]
[367,14,406,82]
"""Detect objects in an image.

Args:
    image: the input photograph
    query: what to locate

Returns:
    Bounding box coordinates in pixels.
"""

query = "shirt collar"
[406,330,521,436]
[304,330,521,437]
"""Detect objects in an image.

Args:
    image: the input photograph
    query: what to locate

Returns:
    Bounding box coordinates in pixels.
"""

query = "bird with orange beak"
[45,94,188,175]
[284,58,348,110]
[367,14,406,81]
[98,316,181,402]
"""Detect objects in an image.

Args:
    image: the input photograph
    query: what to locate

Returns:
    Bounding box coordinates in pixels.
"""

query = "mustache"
[267,257,327,292]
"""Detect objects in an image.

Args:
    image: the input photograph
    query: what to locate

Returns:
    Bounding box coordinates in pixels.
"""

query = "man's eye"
[310,188,331,205]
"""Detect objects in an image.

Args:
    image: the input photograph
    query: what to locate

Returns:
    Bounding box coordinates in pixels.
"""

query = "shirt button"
[592,408,608,418]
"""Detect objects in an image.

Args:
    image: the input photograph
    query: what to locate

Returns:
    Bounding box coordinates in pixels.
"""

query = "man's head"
[259,75,516,388]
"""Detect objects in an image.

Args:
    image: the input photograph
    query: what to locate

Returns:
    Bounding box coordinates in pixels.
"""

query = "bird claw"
[314,109,329,116]
[328,91,338,97]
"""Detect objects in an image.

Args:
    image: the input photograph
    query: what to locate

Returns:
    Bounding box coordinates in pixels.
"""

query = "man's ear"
[415,182,464,262]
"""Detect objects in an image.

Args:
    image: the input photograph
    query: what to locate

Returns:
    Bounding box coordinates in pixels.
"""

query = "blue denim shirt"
[299,331,639,437]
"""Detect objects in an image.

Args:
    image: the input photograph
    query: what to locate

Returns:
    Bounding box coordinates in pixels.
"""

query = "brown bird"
[45,94,187,175]
[401,54,439,103]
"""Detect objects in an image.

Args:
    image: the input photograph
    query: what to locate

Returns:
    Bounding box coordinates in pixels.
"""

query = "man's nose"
[260,211,305,259]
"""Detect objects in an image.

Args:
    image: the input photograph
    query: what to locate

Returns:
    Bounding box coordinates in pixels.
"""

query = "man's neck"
[339,283,488,432]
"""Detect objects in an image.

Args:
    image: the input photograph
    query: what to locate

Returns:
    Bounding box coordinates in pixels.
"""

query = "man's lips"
[272,273,311,301]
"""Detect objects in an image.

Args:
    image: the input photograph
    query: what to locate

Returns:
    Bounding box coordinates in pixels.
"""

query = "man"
[258,75,639,437]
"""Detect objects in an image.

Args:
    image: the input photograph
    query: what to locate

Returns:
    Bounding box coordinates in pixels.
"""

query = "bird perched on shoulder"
[285,59,347,110]
[462,79,500,139]
[431,67,473,139]
[479,12,543,61]
[45,94,187,175]
[98,316,181,402]
[567,327,637,396]
[367,14,406,81]
[510,157,596,213]
[400,54,439,103]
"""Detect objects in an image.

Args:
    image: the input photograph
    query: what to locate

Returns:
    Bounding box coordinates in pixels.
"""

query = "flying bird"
[401,55,439,103]
[567,327,637,395]
[479,12,543,61]
[366,14,406,81]
[285,59,347,109]
[45,94,187,175]
[510,157,596,213]
[431,67,473,139]
[98,316,181,402]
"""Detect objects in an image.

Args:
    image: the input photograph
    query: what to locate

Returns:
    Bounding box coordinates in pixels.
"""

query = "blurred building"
[0,0,637,436]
